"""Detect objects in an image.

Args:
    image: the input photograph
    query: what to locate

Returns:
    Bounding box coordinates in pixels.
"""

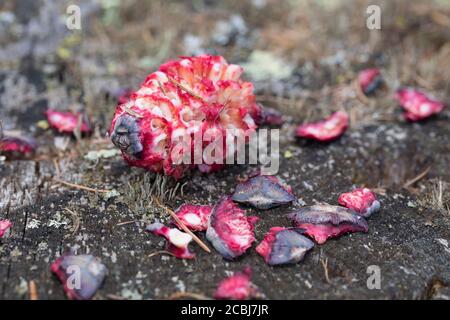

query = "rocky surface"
[1,0,449,300]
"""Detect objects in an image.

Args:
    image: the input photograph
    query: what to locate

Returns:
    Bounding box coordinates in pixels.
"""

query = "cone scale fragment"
[395,88,445,121]
[338,188,380,218]
[172,204,213,232]
[232,175,295,210]
[0,136,36,156]
[358,68,383,95]
[0,220,12,238]
[256,227,314,265]
[214,267,262,300]
[50,254,107,300]
[296,111,349,142]
[206,197,258,260]
[146,222,195,259]
[288,204,368,244]
[45,109,92,134]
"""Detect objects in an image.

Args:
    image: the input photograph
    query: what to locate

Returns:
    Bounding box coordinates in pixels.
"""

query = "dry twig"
[106,294,127,300]
[65,208,81,234]
[29,280,38,300]
[115,220,139,226]
[167,292,211,300]
[403,167,431,189]
[53,177,111,193]
[123,105,144,118]
[168,77,203,100]
[148,250,176,258]
[320,258,331,284]
[53,159,61,177]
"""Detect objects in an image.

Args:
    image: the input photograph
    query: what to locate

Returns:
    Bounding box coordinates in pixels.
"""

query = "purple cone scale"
[51,254,107,300]
[256,227,314,265]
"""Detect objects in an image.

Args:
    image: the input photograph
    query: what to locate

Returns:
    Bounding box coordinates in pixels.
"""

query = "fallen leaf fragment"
[395,88,445,121]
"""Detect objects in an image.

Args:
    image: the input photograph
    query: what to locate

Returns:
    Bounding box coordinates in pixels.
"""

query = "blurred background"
[1,0,449,131]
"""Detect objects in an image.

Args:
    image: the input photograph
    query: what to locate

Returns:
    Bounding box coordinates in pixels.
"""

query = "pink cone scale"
[146,222,195,259]
[172,204,213,232]
[0,136,35,155]
[0,220,12,238]
[296,111,349,141]
[338,188,380,218]
[214,267,262,300]
[395,88,445,121]
[206,197,258,260]
[45,109,92,134]
[232,175,295,209]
